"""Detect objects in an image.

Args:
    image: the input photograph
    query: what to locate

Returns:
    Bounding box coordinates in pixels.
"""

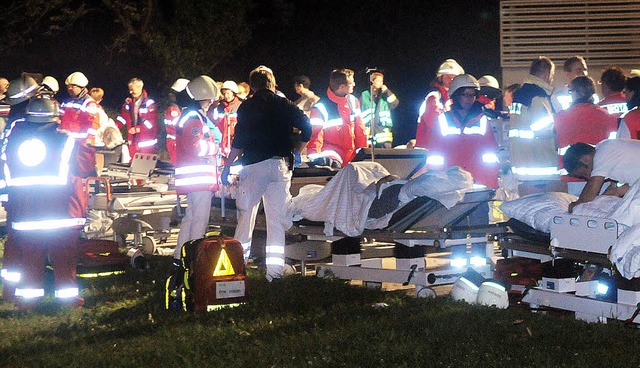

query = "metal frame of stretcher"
[498,213,640,324]
[86,153,179,254]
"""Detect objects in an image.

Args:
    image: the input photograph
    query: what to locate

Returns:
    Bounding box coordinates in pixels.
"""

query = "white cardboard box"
[618,289,640,306]
[541,277,576,293]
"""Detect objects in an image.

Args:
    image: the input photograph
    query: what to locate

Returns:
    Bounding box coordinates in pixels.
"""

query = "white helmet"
[630,69,640,78]
[42,76,59,93]
[476,281,509,309]
[450,269,485,304]
[171,78,190,93]
[221,80,239,94]
[478,75,500,90]
[250,65,274,77]
[449,74,480,96]
[186,75,219,101]
[65,72,89,88]
[437,59,464,77]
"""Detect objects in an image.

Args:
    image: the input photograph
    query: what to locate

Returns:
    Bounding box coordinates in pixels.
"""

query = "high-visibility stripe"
[12,217,86,231]
[556,95,572,110]
[482,153,499,163]
[15,288,45,298]
[174,176,217,187]
[508,129,534,139]
[4,136,75,187]
[602,102,628,115]
[511,166,559,176]
[530,115,554,131]
[175,165,215,175]
[55,287,79,299]
[138,139,158,148]
[426,155,444,166]
[1,269,21,283]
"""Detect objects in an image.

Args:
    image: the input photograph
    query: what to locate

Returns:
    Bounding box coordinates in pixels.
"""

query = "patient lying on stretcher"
[288,162,476,236]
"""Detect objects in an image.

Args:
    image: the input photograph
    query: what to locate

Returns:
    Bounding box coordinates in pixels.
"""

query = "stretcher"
[86,152,180,254]
[497,213,640,324]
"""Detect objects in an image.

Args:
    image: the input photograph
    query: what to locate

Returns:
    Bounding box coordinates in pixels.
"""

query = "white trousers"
[234,158,292,277]
[174,190,213,260]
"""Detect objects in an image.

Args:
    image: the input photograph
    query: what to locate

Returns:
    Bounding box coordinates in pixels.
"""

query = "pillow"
[499,192,577,233]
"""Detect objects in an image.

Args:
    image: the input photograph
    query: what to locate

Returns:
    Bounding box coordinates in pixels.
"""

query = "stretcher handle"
[85,176,112,202]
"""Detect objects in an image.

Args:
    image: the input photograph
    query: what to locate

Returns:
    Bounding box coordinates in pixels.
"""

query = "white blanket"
[289,163,474,236]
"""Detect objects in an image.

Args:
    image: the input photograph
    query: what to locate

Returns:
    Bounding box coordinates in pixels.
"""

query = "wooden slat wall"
[501,0,640,68]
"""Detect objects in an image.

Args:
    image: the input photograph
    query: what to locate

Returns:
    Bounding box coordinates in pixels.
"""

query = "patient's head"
[563,142,595,180]
[101,126,125,149]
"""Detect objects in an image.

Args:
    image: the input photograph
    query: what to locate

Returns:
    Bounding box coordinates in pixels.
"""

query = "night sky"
[1,0,501,146]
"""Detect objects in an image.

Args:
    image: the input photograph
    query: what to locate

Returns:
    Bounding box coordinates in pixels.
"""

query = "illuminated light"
[12,217,86,231]
[470,256,487,267]
[212,249,236,277]
[597,282,609,295]
[1,269,21,283]
[481,153,499,164]
[530,115,554,131]
[55,287,79,298]
[138,139,158,148]
[15,288,45,298]
[450,257,468,268]
[508,129,534,139]
[207,303,243,312]
[18,139,47,167]
[426,155,444,166]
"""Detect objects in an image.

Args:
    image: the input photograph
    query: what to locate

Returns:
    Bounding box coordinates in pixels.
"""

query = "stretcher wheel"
[140,236,156,255]
[417,287,436,298]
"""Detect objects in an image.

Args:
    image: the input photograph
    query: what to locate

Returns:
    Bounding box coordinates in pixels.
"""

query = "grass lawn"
[2,254,640,368]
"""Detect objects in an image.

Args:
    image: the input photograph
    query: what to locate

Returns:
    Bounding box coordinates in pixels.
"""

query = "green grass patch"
[2,254,640,367]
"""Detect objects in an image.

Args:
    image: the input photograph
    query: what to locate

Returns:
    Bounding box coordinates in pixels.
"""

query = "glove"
[221,165,231,186]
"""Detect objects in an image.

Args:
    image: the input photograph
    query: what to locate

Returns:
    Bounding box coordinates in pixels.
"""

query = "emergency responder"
[552,55,589,111]
[164,78,190,165]
[564,140,639,212]
[477,75,503,118]
[554,76,617,196]
[617,76,640,140]
[360,71,398,148]
[428,74,499,268]
[1,98,91,309]
[426,74,500,188]
[508,56,563,195]
[0,75,39,302]
[416,59,464,148]
[293,75,320,117]
[60,71,101,176]
[598,65,628,118]
[0,77,9,132]
[116,78,159,158]
[39,76,59,100]
[212,80,243,158]
[221,65,311,280]
[307,68,367,168]
[172,76,221,262]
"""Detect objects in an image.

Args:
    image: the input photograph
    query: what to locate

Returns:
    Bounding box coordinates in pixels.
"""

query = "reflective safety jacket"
[117,90,159,156]
[60,93,101,145]
[416,82,452,148]
[598,92,628,119]
[508,75,559,181]
[554,102,617,180]
[211,97,242,157]
[175,109,221,195]
[164,102,182,164]
[426,102,499,188]
[307,88,367,165]
[618,107,640,140]
[360,87,398,145]
[0,122,88,231]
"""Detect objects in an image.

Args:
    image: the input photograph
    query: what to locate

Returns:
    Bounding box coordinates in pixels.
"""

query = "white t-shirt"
[592,139,640,184]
